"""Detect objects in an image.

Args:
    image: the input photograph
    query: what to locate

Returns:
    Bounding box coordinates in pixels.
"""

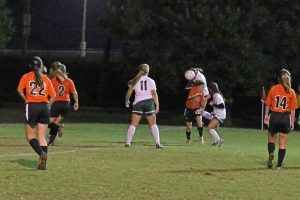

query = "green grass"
[1,123,300,200]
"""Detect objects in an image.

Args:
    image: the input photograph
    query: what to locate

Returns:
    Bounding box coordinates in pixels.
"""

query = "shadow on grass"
[168,166,300,174]
[10,159,37,169]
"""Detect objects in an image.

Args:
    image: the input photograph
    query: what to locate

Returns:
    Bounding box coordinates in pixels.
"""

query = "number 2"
[275,96,287,110]
[29,81,46,96]
[58,85,65,96]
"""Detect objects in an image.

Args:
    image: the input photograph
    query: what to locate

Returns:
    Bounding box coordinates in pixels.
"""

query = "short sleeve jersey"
[212,93,226,119]
[51,78,77,101]
[132,76,156,105]
[265,84,297,112]
[194,72,209,96]
[185,87,205,109]
[17,71,56,103]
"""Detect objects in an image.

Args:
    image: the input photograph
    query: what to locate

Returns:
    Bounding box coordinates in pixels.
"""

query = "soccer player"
[202,82,225,147]
[184,80,206,144]
[47,63,79,145]
[264,69,297,169]
[17,56,56,170]
[294,84,300,129]
[124,64,163,148]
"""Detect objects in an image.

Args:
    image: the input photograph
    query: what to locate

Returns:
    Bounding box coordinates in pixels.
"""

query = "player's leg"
[146,114,163,148]
[195,115,204,144]
[54,116,65,138]
[277,133,288,169]
[48,117,60,145]
[267,133,277,168]
[207,119,223,147]
[37,123,48,170]
[125,113,142,147]
[185,121,192,144]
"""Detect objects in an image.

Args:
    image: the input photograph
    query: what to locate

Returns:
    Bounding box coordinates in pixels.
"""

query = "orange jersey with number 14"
[17,71,55,103]
[51,78,77,101]
[265,84,297,112]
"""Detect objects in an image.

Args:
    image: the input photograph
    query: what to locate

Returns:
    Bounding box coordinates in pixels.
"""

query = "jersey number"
[29,81,46,96]
[275,96,287,110]
[58,85,65,96]
[140,80,147,90]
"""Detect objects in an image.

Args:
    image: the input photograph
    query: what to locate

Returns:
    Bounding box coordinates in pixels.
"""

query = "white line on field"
[0,148,100,158]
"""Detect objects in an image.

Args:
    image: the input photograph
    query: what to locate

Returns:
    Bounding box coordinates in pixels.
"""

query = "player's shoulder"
[146,76,155,83]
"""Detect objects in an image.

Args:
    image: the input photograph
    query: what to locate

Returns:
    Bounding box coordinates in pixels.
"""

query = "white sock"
[151,125,160,144]
[209,129,220,143]
[126,125,136,145]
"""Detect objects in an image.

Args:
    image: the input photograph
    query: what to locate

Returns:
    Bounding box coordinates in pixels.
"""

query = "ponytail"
[33,65,44,89]
[278,69,291,93]
[127,64,150,87]
[209,82,225,100]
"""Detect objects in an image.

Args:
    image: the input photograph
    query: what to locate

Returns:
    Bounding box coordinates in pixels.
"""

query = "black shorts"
[50,101,71,118]
[268,112,291,134]
[25,102,50,126]
[184,108,202,122]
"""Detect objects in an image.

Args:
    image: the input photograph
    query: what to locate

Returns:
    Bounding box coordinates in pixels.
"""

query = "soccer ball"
[184,70,196,80]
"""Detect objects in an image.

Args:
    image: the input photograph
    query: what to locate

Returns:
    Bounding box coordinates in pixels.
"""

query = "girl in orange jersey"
[47,63,79,145]
[264,69,297,169]
[184,80,206,144]
[17,56,56,170]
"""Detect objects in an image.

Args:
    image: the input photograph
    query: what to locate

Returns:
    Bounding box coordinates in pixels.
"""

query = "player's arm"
[151,90,159,113]
[72,91,79,110]
[125,86,134,108]
[17,90,27,103]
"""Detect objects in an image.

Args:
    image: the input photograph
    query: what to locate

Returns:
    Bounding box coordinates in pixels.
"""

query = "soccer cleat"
[38,152,47,170]
[216,139,224,147]
[276,164,282,170]
[58,124,64,138]
[156,143,164,149]
[267,153,274,168]
[124,144,130,147]
[186,140,191,144]
[212,142,217,146]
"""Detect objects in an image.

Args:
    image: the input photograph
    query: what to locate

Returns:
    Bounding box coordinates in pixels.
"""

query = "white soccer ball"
[184,70,196,80]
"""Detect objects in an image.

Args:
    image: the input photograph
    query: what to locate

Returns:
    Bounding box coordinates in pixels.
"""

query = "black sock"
[277,149,286,167]
[48,122,59,137]
[41,146,48,154]
[197,127,203,137]
[268,142,275,155]
[186,131,191,140]
[29,139,43,156]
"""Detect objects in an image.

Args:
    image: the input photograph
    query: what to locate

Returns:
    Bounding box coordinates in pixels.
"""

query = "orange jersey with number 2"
[51,78,77,101]
[265,84,297,112]
[17,71,56,103]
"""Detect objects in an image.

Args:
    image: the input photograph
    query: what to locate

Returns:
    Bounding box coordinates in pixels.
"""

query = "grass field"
[1,123,300,200]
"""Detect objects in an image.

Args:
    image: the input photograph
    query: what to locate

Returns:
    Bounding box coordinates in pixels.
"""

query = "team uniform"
[202,93,226,123]
[184,87,205,122]
[17,71,56,126]
[265,84,297,134]
[132,75,157,115]
[50,77,77,118]
[195,72,209,96]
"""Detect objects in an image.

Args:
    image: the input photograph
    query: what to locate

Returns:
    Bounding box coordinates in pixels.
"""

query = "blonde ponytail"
[278,69,291,93]
[127,64,149,87]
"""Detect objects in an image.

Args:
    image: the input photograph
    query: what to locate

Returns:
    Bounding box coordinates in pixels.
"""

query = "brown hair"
[49,61,61,79]
[56,64,68,83]
[209,82,224,99]
[278,69,291,93]
[127,64,149,87]
[30,57,44,88]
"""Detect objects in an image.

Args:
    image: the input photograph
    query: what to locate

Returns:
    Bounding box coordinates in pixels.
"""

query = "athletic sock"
[277,149,286,167]
[29,138,43,156]
[186,131,191,140]
[41,146,48,154]
[268,142,275,155]
[209,129,220,143]
[151,125,160,144]
[48,122,59,136]
[126,125,136,145]
[197,127,203,137]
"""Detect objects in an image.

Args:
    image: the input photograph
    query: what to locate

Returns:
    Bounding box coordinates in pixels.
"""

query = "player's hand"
[264,115,269,125]
[291,123,294,131]
[125,100,130,108]
[74,102,79,111]
[155,105,159,114]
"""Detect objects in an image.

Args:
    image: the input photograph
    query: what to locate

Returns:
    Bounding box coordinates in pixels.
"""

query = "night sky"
[7,0,106,49]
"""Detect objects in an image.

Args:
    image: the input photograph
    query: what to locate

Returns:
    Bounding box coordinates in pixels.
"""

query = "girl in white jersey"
[202,82,225,147]
[124,64,163,149]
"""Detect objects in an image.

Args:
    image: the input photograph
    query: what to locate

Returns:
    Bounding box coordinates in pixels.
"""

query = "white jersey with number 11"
[133,75,156,105]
